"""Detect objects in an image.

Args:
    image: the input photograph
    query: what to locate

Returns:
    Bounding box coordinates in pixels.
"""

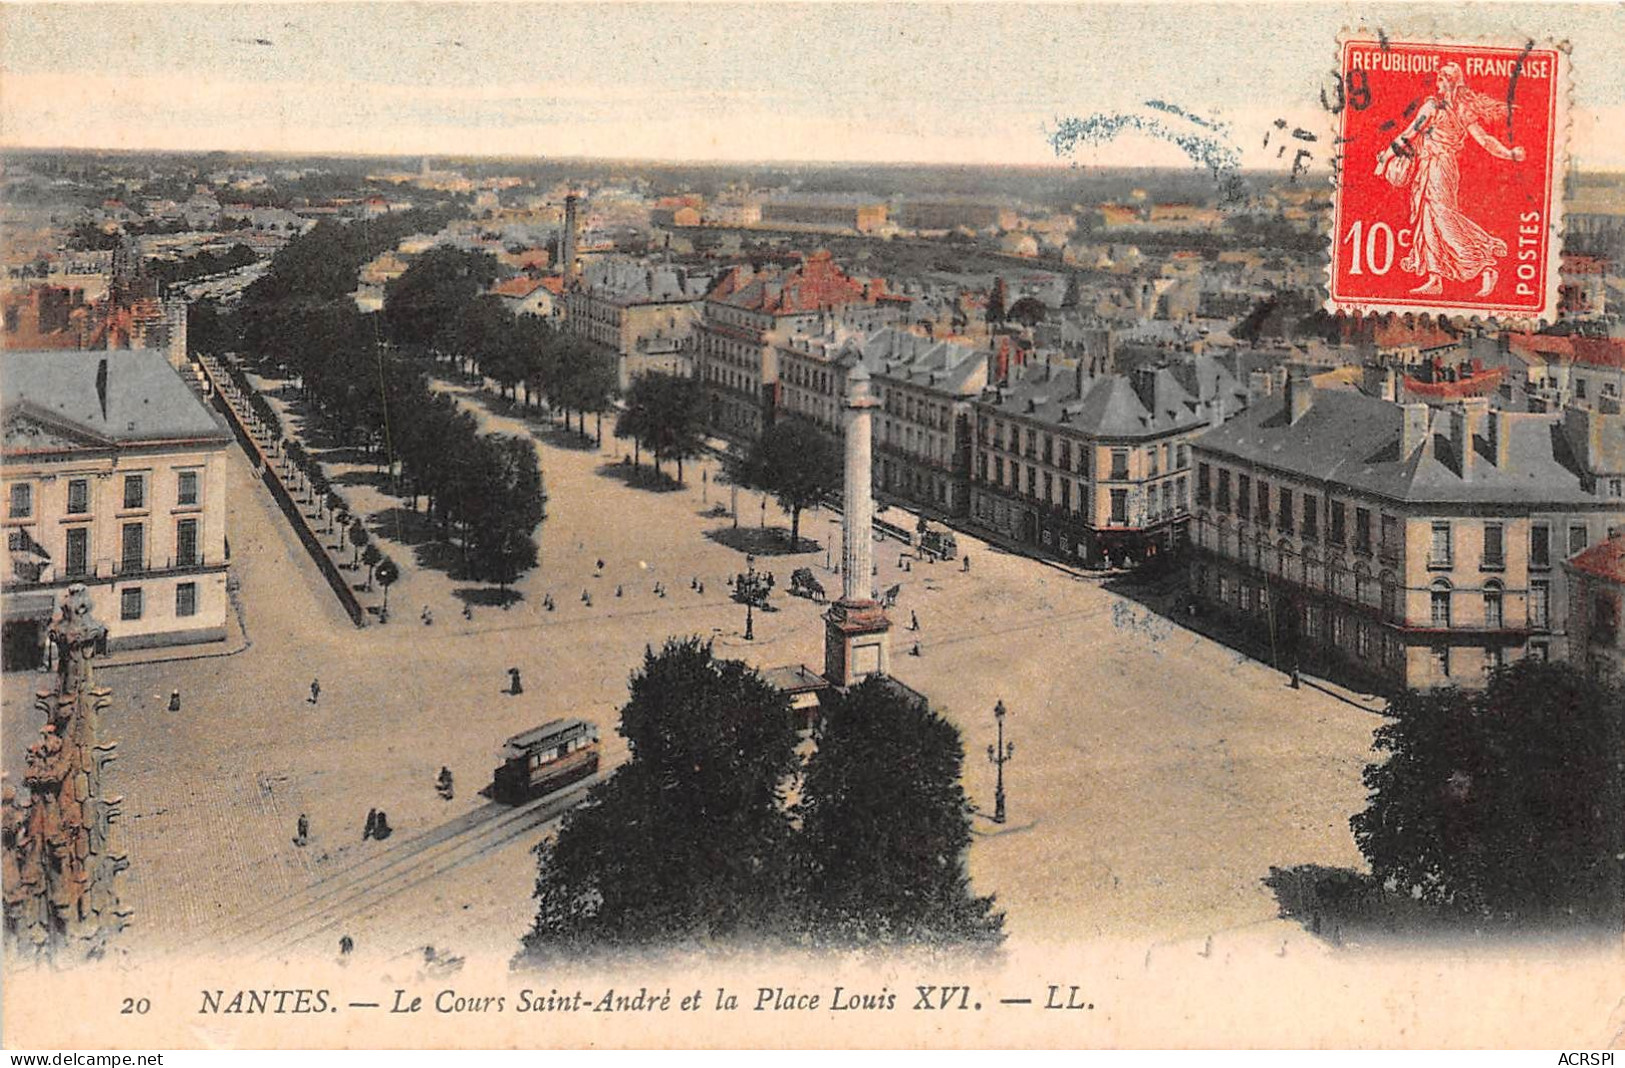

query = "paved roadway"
[2,378,1379,966]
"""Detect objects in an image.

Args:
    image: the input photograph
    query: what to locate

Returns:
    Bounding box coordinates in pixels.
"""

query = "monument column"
[824,364,891,688]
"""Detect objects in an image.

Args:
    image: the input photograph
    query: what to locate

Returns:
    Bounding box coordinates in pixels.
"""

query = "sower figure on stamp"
[1375,62,1524,297]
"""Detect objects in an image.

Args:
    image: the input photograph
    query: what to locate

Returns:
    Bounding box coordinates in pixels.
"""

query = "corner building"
[1189,381,1625,691]
[2,349,233,668]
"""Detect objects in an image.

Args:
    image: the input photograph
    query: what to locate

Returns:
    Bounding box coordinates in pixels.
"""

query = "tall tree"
[382,245,500,353]
[1351,661,1625,925]
[795,678,1005,948]
[519,639,801,959]
[737,417,841,549]
[617,372,707,482]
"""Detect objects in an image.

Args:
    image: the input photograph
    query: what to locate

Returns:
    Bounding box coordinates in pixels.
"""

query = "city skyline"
[3,2,1623,170]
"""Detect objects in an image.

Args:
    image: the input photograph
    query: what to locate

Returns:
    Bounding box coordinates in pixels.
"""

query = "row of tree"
[518,639,1004,961]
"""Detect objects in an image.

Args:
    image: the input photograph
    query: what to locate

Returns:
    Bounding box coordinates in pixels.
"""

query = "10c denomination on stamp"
[1327,34,1569,322]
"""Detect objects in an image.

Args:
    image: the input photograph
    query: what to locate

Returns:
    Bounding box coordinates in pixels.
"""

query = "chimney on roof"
[95,357,108,421]
[1486,407,1512,468]
[1248,369,1273,398]
[1562,405,1603,475]
[1400,403,1431,459]
[1131,364,1158,412]
[1453,397,1488,479]
[1284,372,1314,425]
[1208,395,1226,429]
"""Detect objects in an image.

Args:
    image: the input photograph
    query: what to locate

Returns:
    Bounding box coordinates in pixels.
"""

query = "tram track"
[181,772,611,961]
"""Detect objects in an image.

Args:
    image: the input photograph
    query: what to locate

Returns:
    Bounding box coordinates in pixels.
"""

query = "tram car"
[491,718,601,805]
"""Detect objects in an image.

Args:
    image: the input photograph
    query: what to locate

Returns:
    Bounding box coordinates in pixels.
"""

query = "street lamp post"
[744,553,756,641]
[987,699,1013,824]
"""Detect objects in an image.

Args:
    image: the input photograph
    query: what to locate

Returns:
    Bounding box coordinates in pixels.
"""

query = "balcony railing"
[11,554,217,588]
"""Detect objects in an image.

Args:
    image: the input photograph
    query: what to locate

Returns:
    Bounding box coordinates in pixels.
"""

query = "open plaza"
[2,376,1381,968]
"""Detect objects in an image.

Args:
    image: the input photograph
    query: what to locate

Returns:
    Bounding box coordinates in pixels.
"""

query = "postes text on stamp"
[1327,35,1569,322]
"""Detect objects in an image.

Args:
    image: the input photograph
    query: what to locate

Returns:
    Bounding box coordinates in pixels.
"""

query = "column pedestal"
[824,598,891,688]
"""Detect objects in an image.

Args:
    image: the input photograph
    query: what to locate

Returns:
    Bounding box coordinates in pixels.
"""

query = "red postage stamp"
[1327,35,1569,321]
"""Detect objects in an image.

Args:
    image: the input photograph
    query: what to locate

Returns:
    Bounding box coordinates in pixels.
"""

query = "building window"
[1483,582,1504,629]
[1429,522,1452,568]
[1237,475,1251,520]
[1355,507,1372,554]
[1356,620,1372,658]
[1110,489,1128,525]
[67,479,89,515]
[1178,444,1189,469]
[1304,550,1321,588]
[8,483,32,519]
[1217,470,1231,512]
[123,475,145,510]
[1257,481,1271,527]
[1279,488,1294,533]
[1433,645,1451,677]
[66,527,89,578]
[1481,523,1504,568]
[1529,580,1550,628]
[121,587,143,621]
[1430,581,1452,628]
[1529,640,1550,662]
[1302,498,1319,540]
[1330,501,1346,545]
[178,471,199,506]
[1531,523,1551,568]
[176,582,198,618]
[1175,476,1187,513]
[1381,573,1398,620]
[1569,523,1589,556]
[176,518,200,567]
[121,523,145,572]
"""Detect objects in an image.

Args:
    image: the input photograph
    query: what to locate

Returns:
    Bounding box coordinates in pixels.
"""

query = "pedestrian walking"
[544,594,555,612]
[596,558,606,574]
[616,584,623,598]
[697,581,705,595]
[962,555,971,573]
[294,813,309,847]
[339,935,354,956]
[310,678,321,705]
[421,604,433,626]
[508,667,523,695]
[581,588,590,603]
[373,811,393,841]
[462,603,473,621]
[910,641,922,657]
[910,611,920,632]
[168,689,181,712]
[436,766,454,801]
[363,808,378,841]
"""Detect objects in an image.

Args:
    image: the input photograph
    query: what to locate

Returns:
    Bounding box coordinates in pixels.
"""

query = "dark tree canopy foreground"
[518,643,1005,964]
[795,679,1005,948]
[1351,661,1625,927]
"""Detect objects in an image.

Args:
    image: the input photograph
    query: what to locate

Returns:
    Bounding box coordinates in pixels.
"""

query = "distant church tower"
[823,364,891,687]
[560,194,580,279]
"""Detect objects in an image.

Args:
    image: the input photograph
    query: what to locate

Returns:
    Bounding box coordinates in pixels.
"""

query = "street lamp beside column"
[987,699,1013,824]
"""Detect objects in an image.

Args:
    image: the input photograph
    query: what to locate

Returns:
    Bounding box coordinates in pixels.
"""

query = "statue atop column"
[3,584,129,964]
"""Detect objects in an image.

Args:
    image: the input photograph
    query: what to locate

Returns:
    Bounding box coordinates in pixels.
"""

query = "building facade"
[776,326,988,516]
[2,349,233,669]
[1565,536,1625,684]
[562,260,715,390]
[969,354,1249,566]
[1190,384,1625,692]
[693,252,908,441]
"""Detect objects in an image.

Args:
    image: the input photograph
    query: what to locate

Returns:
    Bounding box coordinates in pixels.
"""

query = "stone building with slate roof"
[694,252,909,440]
[562,259,718,388]
[777,326,989,516]
[1190,378,1625,692]
[969,353,1250,566]
[1565,535,1625,684]
[2,349,233,668]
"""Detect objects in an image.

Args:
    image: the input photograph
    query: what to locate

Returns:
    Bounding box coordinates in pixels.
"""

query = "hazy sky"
[2,2,1621,168]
